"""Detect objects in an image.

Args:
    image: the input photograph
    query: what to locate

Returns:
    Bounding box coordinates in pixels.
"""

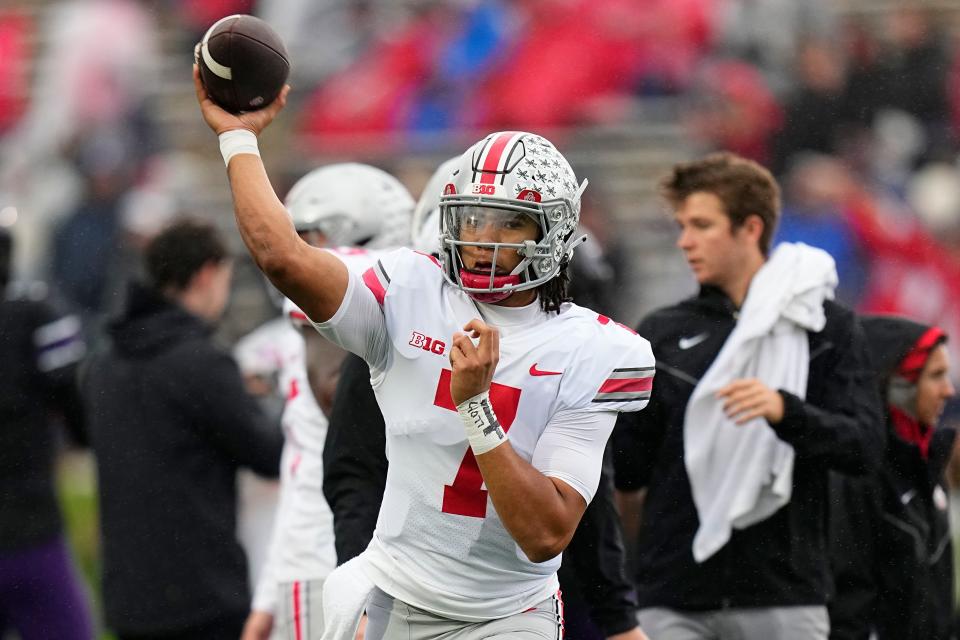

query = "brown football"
[195,14,290,114]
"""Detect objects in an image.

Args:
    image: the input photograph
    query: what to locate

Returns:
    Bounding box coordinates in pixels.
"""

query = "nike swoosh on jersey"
[678,332,709,350]
[529,363,563,376]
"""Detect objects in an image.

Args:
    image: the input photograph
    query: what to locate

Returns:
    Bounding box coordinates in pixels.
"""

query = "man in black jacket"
[830,317,955,640]
[613,152,883,639]
[83,220,284,640]
[0,227,93,640]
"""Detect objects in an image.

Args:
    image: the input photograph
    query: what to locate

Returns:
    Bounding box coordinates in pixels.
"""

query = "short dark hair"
[0,229,11,289]
[660,152,781,256]
[145,220,228,291]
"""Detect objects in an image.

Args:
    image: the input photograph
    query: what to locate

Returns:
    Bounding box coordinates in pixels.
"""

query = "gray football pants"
[365,587,564,640]
[638,605,829,640]
[275,579,325,639]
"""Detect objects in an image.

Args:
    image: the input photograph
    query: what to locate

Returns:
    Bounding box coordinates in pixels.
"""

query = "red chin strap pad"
[467,290,513,303]
[459,269,521,303]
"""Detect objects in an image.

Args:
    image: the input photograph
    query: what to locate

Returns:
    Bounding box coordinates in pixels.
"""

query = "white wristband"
[218,129,260,167]
[457,391,508,455]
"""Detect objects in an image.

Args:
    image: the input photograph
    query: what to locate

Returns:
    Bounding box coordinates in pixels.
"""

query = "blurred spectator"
[0,5,32,135]
[838,16,885,129]
[907,162,960,244]
[0,0,160,284]
[770,41,860,175]
[98,151,204,323]
[479,0,711,128]
[0,226,93,640]
[0,0,159,282]
[259,0,412,93]
[947,31,960,144]
[875,7,951,150]
[713,0,837,96]
[870,109,928,192]
[82,220,283,640]
[299,4,450,147]
[7,0,159,162]
[631,0,715,96]
[684,59,782,163]
[836,8,954,178]
[172,0,255,44]
[51,127,141,342]
[774,154,867,306]
[841,178,960,387]
[117,153,205,254]
[410,0,515,132]
[298,0,716,140]
[830,316,955,640]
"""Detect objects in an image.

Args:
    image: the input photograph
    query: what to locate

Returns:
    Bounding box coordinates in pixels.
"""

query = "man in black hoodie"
[830,316,956,640]
[83,220,283,640]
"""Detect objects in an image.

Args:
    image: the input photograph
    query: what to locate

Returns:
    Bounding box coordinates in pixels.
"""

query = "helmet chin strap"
[459,269,521,303]
[457,241,519,302]
[469,227,586,299]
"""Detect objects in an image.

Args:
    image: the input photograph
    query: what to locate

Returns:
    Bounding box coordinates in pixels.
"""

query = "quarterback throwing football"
[194,67,653,640]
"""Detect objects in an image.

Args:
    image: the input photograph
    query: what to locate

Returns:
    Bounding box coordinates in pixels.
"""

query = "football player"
[241,164,414,640]
[196,68,654,640]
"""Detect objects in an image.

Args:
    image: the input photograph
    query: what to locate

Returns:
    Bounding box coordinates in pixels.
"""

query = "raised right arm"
[193,66,346,322]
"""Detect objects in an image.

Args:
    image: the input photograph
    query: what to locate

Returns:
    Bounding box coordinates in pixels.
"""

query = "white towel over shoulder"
[685,242,837,562]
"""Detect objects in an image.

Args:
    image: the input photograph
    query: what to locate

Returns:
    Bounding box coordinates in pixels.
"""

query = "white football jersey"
[312,248,654,621]
[252,247,386,612]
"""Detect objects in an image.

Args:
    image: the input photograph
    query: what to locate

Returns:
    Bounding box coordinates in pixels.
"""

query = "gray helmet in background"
[284,163,414,249]
[410,157,460,255]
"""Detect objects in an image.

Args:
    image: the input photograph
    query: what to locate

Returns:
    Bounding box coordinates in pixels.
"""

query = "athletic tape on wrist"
[457,391,508,455]
[218,129,260,167]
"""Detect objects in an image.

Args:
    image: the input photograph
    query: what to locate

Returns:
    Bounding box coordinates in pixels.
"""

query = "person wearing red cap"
[829,316,956,640]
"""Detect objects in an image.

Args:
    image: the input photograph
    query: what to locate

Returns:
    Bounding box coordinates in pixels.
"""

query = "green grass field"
[57,452,115,640]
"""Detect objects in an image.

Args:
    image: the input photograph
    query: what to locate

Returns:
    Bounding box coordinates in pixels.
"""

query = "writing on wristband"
[218,129,260,167]
[457,391,508,455]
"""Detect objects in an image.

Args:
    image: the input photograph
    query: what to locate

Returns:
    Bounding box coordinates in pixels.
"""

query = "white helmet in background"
[284,163,414,249]
[439,131,587,301]
[411,157,460,255]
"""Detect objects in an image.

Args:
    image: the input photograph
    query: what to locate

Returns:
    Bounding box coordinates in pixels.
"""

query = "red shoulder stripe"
[599,377,653,394]
[362,267,386,306]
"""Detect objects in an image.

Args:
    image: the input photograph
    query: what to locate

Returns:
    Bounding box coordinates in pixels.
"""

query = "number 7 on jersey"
[433,369,522,518]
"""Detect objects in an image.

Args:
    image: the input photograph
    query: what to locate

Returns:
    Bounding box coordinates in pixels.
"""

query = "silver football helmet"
[284,163,414,249]
[438,131,587,302]
[411,157,460,255]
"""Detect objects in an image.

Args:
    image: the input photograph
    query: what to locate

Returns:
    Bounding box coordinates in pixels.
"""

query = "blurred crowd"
[3,0,960,637]
[1,0,959,366]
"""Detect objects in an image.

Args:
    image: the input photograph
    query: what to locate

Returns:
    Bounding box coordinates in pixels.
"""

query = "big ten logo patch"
[409,331,446,355]
[471,184,496,195]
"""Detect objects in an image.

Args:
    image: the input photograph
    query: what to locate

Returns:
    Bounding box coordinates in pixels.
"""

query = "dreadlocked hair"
[539,261,571,313]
